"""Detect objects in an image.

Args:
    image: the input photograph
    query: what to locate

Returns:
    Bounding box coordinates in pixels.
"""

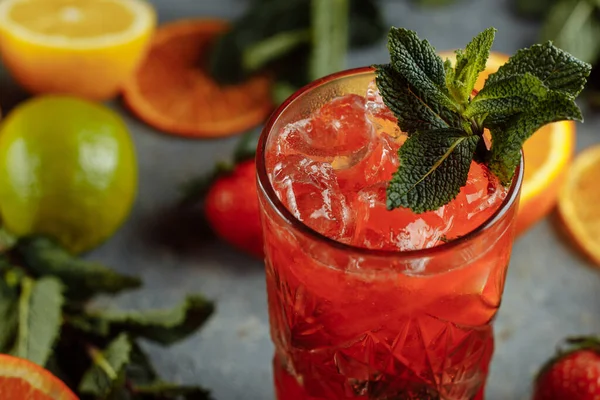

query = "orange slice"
[439,51,576,235]
[122,19,273,138]
[558,145,600,265]
[0,354,78,399]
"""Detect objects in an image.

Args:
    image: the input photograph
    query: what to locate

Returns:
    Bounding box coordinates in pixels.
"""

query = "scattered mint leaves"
[12,277,63,366]
[17,237,141,301]
[376,27,590,212]
[79,333,132,397]
[84,295,215,346]
[387,129,479,212]
[0,234,215,399]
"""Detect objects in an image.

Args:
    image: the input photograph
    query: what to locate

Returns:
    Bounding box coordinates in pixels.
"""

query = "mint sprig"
[377,27,591,213]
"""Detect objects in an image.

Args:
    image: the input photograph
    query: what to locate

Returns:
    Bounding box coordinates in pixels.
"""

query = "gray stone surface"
[2,1,598,399]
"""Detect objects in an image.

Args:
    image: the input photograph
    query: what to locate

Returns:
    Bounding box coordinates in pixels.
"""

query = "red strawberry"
[204,159,264,258]
[533,337,600,400]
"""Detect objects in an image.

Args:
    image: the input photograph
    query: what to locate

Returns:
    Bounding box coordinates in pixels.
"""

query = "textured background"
[2,1,598,399]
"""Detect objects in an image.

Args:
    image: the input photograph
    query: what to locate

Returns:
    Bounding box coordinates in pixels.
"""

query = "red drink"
[257,68,523,400]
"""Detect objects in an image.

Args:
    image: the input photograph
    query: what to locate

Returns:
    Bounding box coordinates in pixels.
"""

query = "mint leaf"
[127,342,158,385]
[387,27,458,113]
[540,0,600,65]
[486,41,591,97]
[386,129,480,213]
[86,295,214,345]
[375,64,463,134]
[17,237,141,301]
[465,72,549,118]
[487,91,583,184]
[133,382,212,399]
[451,27,496,103]
[12,276,64,366]
[79,333,132,397]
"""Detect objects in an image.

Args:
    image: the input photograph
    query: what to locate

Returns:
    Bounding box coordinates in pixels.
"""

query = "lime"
[0,96,137,253]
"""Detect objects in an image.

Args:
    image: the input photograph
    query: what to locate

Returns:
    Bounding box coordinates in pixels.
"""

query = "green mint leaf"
[465,72,550,118]
[375,64,463,134]
[17,237,141,301]
[132,382,212,399]
[127,342,158,385]
[0,267,19,352]
[486,41,592,97]
[12,276,64,366]
[541,0,600,65]
[386,129,480,213]
[451,27,496,103]
[387,27,459,113]
[86,295,214,346]
[310,0,349,80]
[79,333,132,397]
[487,91,583,184]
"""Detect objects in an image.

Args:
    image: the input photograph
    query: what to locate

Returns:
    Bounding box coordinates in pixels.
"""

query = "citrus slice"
[0,0,156,100]
[0,354,78,400]
[122,19,273,138]
[558,145,600,265]
[439,51,576,235]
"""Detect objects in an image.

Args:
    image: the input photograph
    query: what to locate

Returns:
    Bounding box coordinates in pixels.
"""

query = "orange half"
[122,19,273,138]
[0,354,78,400]
[439,51,576,235]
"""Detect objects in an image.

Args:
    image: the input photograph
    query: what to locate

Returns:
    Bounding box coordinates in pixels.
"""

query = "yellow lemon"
[0,0,156,101]
[0,96,138,253]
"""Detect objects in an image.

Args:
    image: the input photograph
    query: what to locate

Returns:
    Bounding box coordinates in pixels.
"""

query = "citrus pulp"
[0,0,156,100]
[0,96,137,254]
[0,354,78,400]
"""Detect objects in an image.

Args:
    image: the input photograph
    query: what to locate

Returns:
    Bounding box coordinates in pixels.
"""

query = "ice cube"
[446,162,507,239]
[335,132,400,192]
[350,183,453,251]
[274,94,374,165]
[271,155,354,240]
[365,80,404,140]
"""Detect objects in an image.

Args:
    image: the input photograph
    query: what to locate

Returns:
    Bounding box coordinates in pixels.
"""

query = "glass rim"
[256,66,524,259]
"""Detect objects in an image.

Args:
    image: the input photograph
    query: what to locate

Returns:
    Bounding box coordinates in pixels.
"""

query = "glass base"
[273,356,488,400]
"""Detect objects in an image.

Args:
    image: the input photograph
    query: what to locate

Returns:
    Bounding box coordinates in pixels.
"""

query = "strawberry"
[203,159,264,259]
[533,337,600,400]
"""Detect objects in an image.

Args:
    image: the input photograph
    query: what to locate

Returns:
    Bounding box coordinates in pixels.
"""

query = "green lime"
[0,96,137,253]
